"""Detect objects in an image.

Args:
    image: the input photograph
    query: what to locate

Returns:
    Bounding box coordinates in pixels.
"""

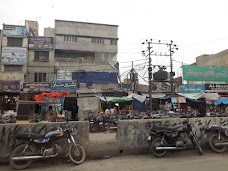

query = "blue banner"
[180,85,205,94]
[51,80,77,92]
[3,25,28,37]
[72,71,118,86]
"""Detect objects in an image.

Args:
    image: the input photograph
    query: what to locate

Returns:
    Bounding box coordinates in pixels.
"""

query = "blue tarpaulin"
[133,98,146,112]
[215,98,228,105]
[72,72,118,86]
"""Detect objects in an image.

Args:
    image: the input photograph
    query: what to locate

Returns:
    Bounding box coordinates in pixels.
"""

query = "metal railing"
[54,57,108,64]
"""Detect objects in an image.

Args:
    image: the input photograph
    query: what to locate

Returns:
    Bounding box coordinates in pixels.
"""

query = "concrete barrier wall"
[0,121,89,160]
[116,117,228,149]
[1,117,228,162]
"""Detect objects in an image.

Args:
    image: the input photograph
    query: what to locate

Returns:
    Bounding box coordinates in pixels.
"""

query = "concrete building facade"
[44,20,119,89]
[25,20,56,83]
[0,24,29,81]
[196,49,228,67]
[187,49,228,85]
[0,19,119,90]
[45,20,119,74]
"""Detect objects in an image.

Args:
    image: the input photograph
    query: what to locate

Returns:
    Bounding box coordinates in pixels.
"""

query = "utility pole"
[148,42,153,113]
[130,61,135,92]
[169,43,174,96]
[142,40,153,114]
[142,39,178,113]
[168,40,178,96]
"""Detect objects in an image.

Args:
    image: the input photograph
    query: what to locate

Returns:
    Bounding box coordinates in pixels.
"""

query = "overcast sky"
[1,0,228,85]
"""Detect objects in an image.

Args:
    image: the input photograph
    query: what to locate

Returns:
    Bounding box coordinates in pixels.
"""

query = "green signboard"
[182,65,228,82]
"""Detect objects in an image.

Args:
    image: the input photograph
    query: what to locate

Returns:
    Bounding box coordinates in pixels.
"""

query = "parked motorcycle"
[206,120,228,153]
[88,113,106,132]
[0,112,17,124]
[105,115,118,133]
[148,119,203,157]
[9,125,86,169]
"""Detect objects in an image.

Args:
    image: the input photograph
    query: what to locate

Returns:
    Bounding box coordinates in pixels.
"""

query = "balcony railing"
[55,57,108,64]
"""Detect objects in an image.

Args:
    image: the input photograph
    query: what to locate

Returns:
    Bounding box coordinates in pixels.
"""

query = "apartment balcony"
[55,57,108,65]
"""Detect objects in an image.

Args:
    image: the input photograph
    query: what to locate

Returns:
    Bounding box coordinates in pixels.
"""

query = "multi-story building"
[0,19,119,92]
[44,20,119,89]
[26,20,55,83]
[0,23,29,81]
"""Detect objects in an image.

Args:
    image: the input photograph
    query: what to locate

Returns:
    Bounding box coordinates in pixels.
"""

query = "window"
[34,51,49,61]
[91,38,104,44]
[110,39,117,45]
[64,35,77,42]
[7,38,23,47]
[34,73,46,82]
[4,65,22,72]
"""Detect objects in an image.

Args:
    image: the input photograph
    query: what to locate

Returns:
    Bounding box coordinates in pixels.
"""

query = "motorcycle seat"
[152,125,183,132]
[14,133,45,140]
[210,125,223,130]
[166,126,183,132]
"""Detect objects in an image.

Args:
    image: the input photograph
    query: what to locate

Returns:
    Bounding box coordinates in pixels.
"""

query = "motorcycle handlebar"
[208,120,211,125]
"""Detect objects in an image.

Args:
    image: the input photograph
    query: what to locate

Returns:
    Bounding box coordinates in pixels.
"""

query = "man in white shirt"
[105,108,111,116]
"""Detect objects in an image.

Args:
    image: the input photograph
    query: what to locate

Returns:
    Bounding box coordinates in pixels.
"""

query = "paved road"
[89,132,116,141]
[1,150,228,171]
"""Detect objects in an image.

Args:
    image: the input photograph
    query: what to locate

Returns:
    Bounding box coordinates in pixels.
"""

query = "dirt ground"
[1,150,228,171]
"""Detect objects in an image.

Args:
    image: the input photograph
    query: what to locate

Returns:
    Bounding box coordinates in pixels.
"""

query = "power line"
[117,58,148,64]
[141,39,179,112]
[137,72,149,83]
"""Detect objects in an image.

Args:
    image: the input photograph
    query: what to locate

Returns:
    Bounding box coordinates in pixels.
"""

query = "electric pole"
[169,43,174,96]
[168,40,178,96]
[130,61,135,92]
[142,40,153,114]
[148,42,152,113]
[142,39,178,113]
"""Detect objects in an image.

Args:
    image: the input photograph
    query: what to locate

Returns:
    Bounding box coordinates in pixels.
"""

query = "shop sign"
[51,80,77,92]
[0,80,21,92]
[2,47,27,65]
[205,84,228,92]
[3,25,28,37]
[29,37,53,50]
[23,82,51,92]
[182,65,228,82]
[180,85,205,94]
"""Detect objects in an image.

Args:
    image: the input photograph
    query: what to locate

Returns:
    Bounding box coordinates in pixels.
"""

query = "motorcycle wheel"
[106,123,116,133]
[192,135,203,155]
[9,143,36,170]
[150,138,167,157]
[209,133,227,153]
[68,143,86,165]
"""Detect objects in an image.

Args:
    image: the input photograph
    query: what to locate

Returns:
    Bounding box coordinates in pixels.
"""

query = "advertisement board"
[57,70,72,80]
[3,25,28,37]
[29,37,53,50]
[23,82,51,93]
[2,47,27,65]
[205,84,228,92]
[51,80,77,92]
[0,80,21,92]
[182,65,228,82]
[180,85,205,94]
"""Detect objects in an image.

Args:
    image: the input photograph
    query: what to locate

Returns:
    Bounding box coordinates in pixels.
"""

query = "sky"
[1,0,228,85]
